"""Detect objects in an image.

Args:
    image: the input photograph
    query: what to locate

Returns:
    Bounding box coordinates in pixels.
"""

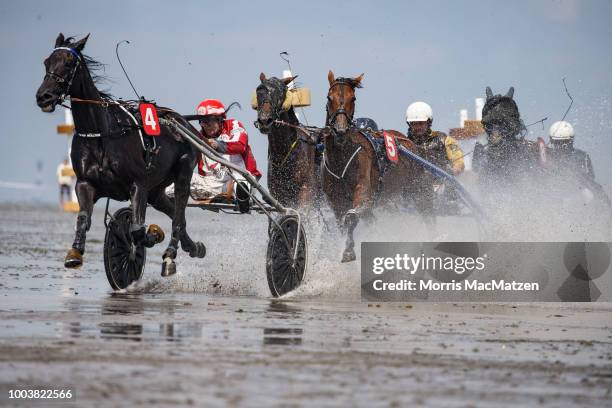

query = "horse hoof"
[341,251,356,263]
[64,248,83,268]
[161,258,176,277]
[147,224,165,244]
[189,242,206,258]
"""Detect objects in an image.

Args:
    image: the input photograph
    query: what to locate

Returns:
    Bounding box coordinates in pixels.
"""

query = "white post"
[64,108,74,125]
[282,69,299,121]
[460,109,468,128]
[475,98,484,121]
[282,70,295,89]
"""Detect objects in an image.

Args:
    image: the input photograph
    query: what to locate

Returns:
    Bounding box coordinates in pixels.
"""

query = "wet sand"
[0,204,611,407]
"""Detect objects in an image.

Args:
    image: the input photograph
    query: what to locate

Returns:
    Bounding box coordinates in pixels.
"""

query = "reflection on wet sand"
[263,328,303,346]
[60,294,205,343]
[263,301,303,346]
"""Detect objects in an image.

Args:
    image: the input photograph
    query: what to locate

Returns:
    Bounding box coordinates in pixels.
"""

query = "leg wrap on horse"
[343,209,359,229]
[72,210,91,253]
[76,210,91,231]
[341,209,360,263]
[130,224,146,245]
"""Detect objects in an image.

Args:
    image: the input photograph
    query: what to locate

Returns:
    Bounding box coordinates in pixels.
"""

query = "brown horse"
[321,70,434,262]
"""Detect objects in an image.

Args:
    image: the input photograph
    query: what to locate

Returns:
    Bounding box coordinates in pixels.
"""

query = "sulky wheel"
[103,207,146,290]
[266,214,307,297]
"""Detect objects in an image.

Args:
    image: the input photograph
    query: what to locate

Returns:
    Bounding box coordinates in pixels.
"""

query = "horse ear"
[506,87,514,99]
[73,33,90,52]
[485,86,493,99]
[354,73,364,85]
[282,75,298,86]
[259,72,266,83]
[328,70,335,85]
[54,33,65,48]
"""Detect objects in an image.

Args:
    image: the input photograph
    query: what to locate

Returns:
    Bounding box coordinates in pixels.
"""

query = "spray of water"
[126,169,611,299]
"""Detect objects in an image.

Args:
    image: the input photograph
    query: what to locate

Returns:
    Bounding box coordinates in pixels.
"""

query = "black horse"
[35,33,205,278]
[473,86,543,184]
[254,73,319,208]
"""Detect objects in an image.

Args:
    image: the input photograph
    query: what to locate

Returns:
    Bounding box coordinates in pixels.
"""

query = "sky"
[1,0,611,202]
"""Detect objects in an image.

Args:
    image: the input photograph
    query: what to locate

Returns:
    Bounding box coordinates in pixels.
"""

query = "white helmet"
[549,121,574,140]
[406,102,433,123]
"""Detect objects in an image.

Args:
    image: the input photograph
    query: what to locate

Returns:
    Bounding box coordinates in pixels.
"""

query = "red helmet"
[196,99,225,116]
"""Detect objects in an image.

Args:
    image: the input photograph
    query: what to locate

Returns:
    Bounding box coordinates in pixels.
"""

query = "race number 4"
[139,103,160,136]
[383,131,398,163]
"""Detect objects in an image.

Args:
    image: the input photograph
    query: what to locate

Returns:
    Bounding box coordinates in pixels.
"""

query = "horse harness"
[323,128,397,203]
[47,47,161,170]
[69,97,161,170]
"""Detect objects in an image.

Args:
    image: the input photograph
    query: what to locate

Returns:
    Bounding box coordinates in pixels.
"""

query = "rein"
[272,119,320,142]
[271,120,322,167]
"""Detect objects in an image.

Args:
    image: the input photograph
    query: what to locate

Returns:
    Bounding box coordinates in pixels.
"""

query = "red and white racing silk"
[197,119,262,179]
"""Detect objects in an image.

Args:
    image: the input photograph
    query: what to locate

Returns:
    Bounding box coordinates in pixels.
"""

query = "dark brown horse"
[322,70,434,262]
[473,86,543,185]
[35,33,205,279]
[254,73,319,208]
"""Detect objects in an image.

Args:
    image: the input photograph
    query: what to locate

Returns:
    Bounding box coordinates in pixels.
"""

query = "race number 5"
[383,131,398,163]
[139,103,160,136]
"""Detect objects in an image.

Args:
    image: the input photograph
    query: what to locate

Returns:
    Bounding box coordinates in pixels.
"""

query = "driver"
[167,99,261,213]
[547,120,594,180]
[405,102,465,214]
[405,102,465,174]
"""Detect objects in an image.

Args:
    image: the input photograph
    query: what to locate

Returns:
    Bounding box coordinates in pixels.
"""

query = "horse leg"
[129,183,164,249]
[161,156,206,277]
[148,187,204,258]
[341,208,359,263]
[64,180,96,268]
[341,182,371,263]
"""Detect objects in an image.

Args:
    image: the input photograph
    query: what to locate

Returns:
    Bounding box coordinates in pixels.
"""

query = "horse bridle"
[44,47,82,102]
[254,80,286,129]
[326,79,356,128]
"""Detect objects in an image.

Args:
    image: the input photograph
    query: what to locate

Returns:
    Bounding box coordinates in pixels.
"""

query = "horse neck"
[69,66,107,133]
[324,128,361,172]
[268,108,300,164]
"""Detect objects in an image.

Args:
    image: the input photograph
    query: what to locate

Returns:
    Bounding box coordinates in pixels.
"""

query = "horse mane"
[335,77,363,89]
[61,37,112,99]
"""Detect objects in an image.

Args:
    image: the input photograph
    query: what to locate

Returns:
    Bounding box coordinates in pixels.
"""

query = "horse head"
[326,70,363,136]
[481,86,523,145]
[255,73,297,134]
[36,33,89,112]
